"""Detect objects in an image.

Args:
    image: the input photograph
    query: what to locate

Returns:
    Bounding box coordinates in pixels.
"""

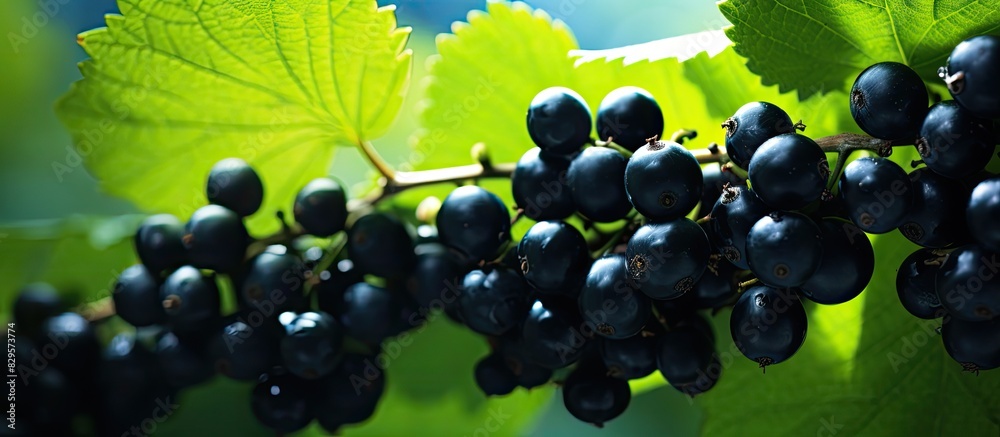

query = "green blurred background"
[0,1,727,435]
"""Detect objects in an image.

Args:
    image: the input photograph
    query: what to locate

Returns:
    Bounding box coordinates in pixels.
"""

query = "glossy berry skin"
[746,212,823,288]
[600,335,656,380]
[730,286,808,368]
[521,299,588,369]
[722,101,795,168]
[240,245,307,312]
[517,221,590,297]
[688,257,739,310]
[311,354,386,431]
[251,370,314,433]
[403,247,465,315]
[13,283,62,341]
[936,244,1000,321]
[710,185,769,270]
[113,264,167,327]
[917,101,995,179]
[850,62,929,140]
[625,218,710,299]
[697,164,746,218]
[209,317,283,381]
[941,35,1000,119]
[160,266,221,333]
[567,146,633,222]
[655,323,717,387]
[901,168,969,247]
[315,259,365,316]
[511,147,575,221]
[526,87,593,156]
[596,86,664,152]
[348,213,415,278]
[578,254,651,339]
[941,316,1000,372]
[279,311,344,379]
[38,312,100,380]
[457,267,529,336]
[134,214,187,277]
[895,249,945,319]
[155,331,214,389]
[334,282,405,347]
[624,140,703,221]
[294,178,348,237]
[747,133,829,210]
[183,205,249,273]
[206,158,264,217]
[437,186,511,263]
[800,218,874,305]
[967,177,1000,252]
[838,157,913,234]
[474,353,518,396]
[562,364,631,427]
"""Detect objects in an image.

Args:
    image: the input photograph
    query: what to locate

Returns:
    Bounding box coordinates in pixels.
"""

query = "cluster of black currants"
[10,157,452,435]
[882,35,1000,373]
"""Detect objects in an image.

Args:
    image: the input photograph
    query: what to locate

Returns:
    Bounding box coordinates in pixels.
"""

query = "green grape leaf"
[56,0,412,234]
[718,0,1000,98]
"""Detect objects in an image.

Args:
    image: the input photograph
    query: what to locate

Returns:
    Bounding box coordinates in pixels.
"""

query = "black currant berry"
[967,177,1000,252]
[134,213,187,277]
[160,266,221,333]
[155,331,214,389]
[437,186,511,263]
[596,86,664,152]
[511,147,575,221]
[800,218,874,304]
[746,212,823,288]
[941,316,1000,373]
[722,101,795,168]
[517,221,590,297]
[334,282,405,347]
[183,205,249,273]
[599,335,657,380]
[113,264,167,327]
[348,212,416,279]
[240,245,308,312]
[12,283,63,341]
[279,311,343,380]
[710,184,769,270]
[526,87,593,156]
[895,249,945,319]
[562,362,631,427]
[625,218,710,299]
[901,168,970,248]
[578,254,651,339]
[850,62,929,141]
[474,353,518,396]
[655,322,719,392]
[520,299,588,369]
[208,316,283,381]
[250,370,314,433]
[697,163,746,218]
[940,35,1000,119]
[730,286,808,368]
[311,354,385,431]
[838,157,913,234]
[206,157,264,217]
[294,178,348,237]
[457,266,529,336]
[917,101,994,179]
[936,244,1000,321]
[624,140,703,221]
[567,146,633,222]
[748,133,829,210]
